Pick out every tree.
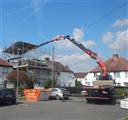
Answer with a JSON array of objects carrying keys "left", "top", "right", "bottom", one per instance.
[
  {"left": 45, "top": 80, "right": 56, "bottom": 88},
  {"left": 7, "top": 70, "right": 35, "bottom": 89},
  {"left": 75, "top": 80, "right": 82, "bottom": 93},
  {"left": 75, "top": 80, "right": 82, "bottom": 87}
]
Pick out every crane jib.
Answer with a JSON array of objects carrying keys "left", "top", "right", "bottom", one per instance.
[
  {"left": 36, "top": 35, "right": 108, "bottom": 78},
  {"left": 38, "top": 40, "right": 55, "bottom": 48}
]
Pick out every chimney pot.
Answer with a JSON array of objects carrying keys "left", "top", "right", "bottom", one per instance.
[
  {"left": 113, "top": 54, "right": 119, "bottom": 58},
  {"left": 113, "top": 54, "right": 119, "bottom": 61}
]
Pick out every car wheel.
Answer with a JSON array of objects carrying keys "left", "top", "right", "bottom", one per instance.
[{"left": 56, "top": 95, "right": 60, "bottom": 100}]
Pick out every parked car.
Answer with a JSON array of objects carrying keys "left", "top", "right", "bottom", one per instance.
[
  {"left": 0, "top": 88, "right": 16, "bottom": 105},
  {"left": 49, "top": 88, "right": 70, "bottom": 100}
]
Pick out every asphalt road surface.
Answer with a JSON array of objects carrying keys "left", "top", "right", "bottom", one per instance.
[{"left": 0, "top": 97, "right": 127, "bottom": 120}]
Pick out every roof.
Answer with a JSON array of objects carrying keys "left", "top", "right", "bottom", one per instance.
[
  {"left": 23, "top": 58, "right": 73, "bottom": 73},
  {"left": 3, "top": 41, "right": 37, "bottom": 55},
  {"left": 0, "top": 58, "right": 12, "bottom": 67},
  {"left": 74, "top": 72, "right": 88, "bottom": 78},
  {"left": 47, "top": 61, "right": 73, "bottom": 72},
  {"left": 91, "top": 54, "right": 128, "bottom": 73}
]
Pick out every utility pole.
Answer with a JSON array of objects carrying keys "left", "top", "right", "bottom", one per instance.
[
  {"left": 16, "top": 49, "right": 20, "bottom": 98},
  {"left": 16, "top": 63, "right": 19, "bottom": 98},
  {"left": 52, "top": 46, "right": 54, "bottom": 89}
]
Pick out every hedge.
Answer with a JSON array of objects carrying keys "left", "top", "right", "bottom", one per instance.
[
  {"left": 115, "top": 86, "right": 128, "bottom": 98},
  {"left": 65, "top": 86, "right": 128, "bottom": 98}
]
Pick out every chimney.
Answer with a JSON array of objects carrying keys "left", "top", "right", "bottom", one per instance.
[
  {"left": 113, "top": 54, "right": 119, "bottom": 61},
  {"left": 44, "top": 57, "right": 50, "bottom": 61}
]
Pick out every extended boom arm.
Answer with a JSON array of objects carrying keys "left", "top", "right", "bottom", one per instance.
[{"left": 38, "top": 35, "right": 108, "bottom": 78}]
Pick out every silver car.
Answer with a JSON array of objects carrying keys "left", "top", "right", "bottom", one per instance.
[{"left": 50, "top": 88, "right": 70, "bottom": 100}]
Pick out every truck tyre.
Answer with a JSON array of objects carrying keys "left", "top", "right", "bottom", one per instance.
[
  {"left": 110, "top": 97, "right": 116, "bottom": 105},
  {"left": 86, "top": 99, "right": 92, "bottom": 103}
]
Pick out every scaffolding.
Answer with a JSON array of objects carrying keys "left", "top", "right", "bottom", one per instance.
[{"left": 2, "top": 41, "right": 52, "bottom": 94}]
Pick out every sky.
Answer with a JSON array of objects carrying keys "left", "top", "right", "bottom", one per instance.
[{"left": 0, "top": 0, "right": 128, "bottom": 72}]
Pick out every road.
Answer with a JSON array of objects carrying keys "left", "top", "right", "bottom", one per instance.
[{"left": 0, "top": 97, "right": 127, "bottom": 120}]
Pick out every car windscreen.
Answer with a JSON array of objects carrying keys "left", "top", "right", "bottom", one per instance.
[{"left": 60, "top": 88, "right": 68, "bottom": 92}]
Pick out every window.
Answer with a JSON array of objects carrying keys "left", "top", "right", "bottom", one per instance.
[
  {"left": 125, "top": 72, "right": 128, "bottom": 78},
  {"left": 52, "top": 89, "right": 58, "bottom": 92},
  {"left": 86, "top": 82, "right": 90, "bottom": 86},
  {"left": 94, "top": 73, "right": 97, "bottom": 77},
  {"left": 68, "top": 82, "right": 71, "bottom": 87},
  {"left": 124, "top": 82, "right": 128, "bottom": 86},
  {"left": 114, "top": 72, "right": 120, "bottom": 78},
  {"left": 117, "top": 83, "right": 121, "bottom": 86}
]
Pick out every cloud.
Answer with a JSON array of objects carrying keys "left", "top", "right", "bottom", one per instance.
[
  {"left": 73, "top": 28, "right": 84, "bottom": 41},
  {"left": 102, "top": 32, "right": 113, "bottom": 44},
  {"left": 55, "top": 53, "right": 94, "bottom": 72},
  {"left": 102, "top": 29, "right": 128, "bottom": 51},
  {"left": 56, "top": 53, "right": 89, "bottom": 63},
  {"left": 109, "top": 30, "right": 128, "bottom": 50},
  {"left": 55, "top": 28, "right": 95, "bottom": 50},
  {"left": 112, "top": 19, "right": 128, "bottom": 28},
  {"left": 82, "top": 40, "right": 96, "bottom": 48},
  {"left": 39, "top": 52, "right": 95, "bottom": 72},
  {"left": 102, "top": 19, "right": 128, "bottom": 52},
  {"left": 31, "top": 0, "right": 47, "bottom": 12},
  {"left": 0, "top": 48, "right": 3, "bottom": 52}
]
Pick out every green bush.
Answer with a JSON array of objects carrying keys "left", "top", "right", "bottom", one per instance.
[{"left": 115, "top": 87, "right": 128, "bottom": 98}]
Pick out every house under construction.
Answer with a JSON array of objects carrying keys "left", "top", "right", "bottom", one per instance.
[{"left": 3, "top": 41, "right": 76, "bottom": 87}]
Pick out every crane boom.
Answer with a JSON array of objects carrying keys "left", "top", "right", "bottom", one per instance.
[
  {"left": 37, "top": 35, "right": 108, "bottom": 79},
  {"left": 64, "top": 35, "right": 108, "bottom": 78}
]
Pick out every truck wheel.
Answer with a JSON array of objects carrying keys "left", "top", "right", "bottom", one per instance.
[
  {"left": 110, "top": 98, "right": 116, "bottom": 105},
  {"left": 86, "top": 99, "right": 92, "bottom": 103}
]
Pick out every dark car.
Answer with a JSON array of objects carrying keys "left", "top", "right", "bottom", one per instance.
[{"left": 0, "top": 88, "right": 16, "bottom": 105}]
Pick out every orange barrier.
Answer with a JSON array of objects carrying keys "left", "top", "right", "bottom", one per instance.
[{"left": 24, "top": 89, "right": 40, "bottom": 102}]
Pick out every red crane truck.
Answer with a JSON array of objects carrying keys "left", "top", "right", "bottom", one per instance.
[{"left": 37, "top": 35, "right": 116, "bottom": 104}]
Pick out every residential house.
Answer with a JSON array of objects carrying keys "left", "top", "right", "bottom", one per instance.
[
  {"left": 4, "top": 41, "right": 76, "bottom": 87},
  {"left": 40, "top": 58, "right": 76, "bottom": 87},
  {"left": 0, "top": 58, "right": 13, "bottom": 87},
  {"left": 8, "top": 57, "right": 76, "bottom": 87},
  {"left": 0, "top": 58, "right": 12, "bottom": 78},
  {"left": 85, "top": 54, "right": 128, "bottom": 86}
]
